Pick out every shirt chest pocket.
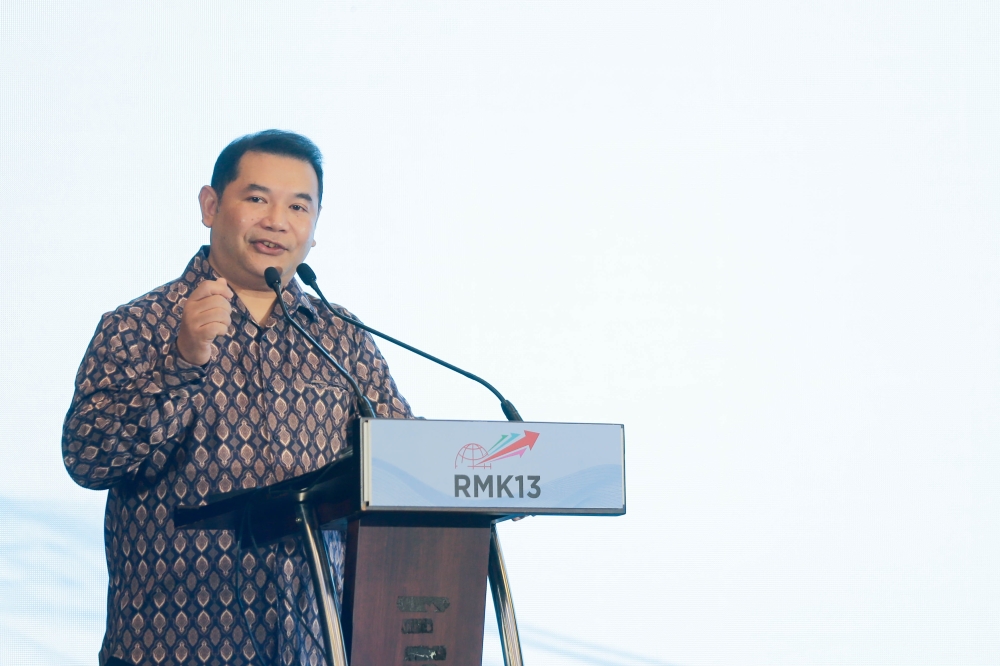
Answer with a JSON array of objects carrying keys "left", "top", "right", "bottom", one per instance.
[
  {"left": 265, "top": 377, "right": 354, "bottom": 472},
  {"left": 289, "top": 378, "right": 355, "bottom": 426}
]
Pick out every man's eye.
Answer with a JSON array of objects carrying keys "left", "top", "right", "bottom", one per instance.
[
  {"left": 248, "top": 196, "right": 264, "bottom": 203},
  {"left": 291, "top": 204, "right": 307, "bottom": 212}
]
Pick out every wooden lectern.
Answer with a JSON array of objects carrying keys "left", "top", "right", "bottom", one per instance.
[{"left": 175, "top": 419, "right": 625, "bottom": 665}]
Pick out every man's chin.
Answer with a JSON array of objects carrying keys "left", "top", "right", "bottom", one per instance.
[{"left": 246, "top": 256, "right": 288, "bottom": 276}]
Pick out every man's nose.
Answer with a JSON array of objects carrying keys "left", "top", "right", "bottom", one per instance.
[{"left": 261, "top": 203, "right": 289, "bottom": 231}]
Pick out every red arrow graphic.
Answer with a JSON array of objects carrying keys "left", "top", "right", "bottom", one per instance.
[{"left": 478, "top": 431, "right": 539, "bottom": 465}]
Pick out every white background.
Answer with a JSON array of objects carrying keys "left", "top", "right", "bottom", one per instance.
[{"left": 1, "top": 1, "right": 999, "bottom": 664}]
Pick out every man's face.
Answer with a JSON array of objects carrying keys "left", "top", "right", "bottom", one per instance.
[{"left": 199, "top": 151, "right": 320, "bottom": 290}]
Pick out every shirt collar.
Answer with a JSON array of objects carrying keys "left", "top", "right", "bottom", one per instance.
[
  {"left": 181, "top": 246, "right": 319, "bottom": 322},
  {"left": 280, "top": 272, "right": 320, "bottom": 321}
]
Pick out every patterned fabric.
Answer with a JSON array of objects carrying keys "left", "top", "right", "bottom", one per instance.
[{"left": 62, "top": 247, "right": 412, "bottom": 666}]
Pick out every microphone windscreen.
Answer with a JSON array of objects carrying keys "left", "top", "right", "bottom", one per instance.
[
  {"left": 296, "top": 263, "right": 317, "bottom": 285},
  {"left": 264, "top": 267, "right": 282, "bottom": 290}
]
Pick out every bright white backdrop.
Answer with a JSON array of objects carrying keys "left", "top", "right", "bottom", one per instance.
[{"left": 1, "top": 1, "right": 999, "bottom": 664}]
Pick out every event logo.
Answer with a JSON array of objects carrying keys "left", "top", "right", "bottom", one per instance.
[
  {"left": 454, "top": 431, "right": 539, "bottom": 469},
  {"left": 453, "top": 431, "right": 541, "bottom": 499}
]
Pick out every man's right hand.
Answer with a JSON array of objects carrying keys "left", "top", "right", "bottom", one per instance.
[{"left": 176, "top": 278, "right": 234, "bottom": 366}]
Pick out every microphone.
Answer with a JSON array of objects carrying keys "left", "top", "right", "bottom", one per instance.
[
  {"left": 264, "top": 267, "right": 376, "bottom": 419},
  {"left": 295, "top": 263, "right": 523, "bottom": 422}
]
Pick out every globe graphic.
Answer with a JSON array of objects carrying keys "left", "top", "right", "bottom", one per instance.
[{"left": 455, "top": 443, "right": 491, "bottom": 469}]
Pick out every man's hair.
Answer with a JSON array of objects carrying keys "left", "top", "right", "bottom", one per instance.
[{"left": 211, "top": 129, "right": 324, "bottom": 204}]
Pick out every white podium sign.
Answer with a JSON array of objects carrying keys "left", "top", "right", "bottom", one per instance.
[{"left": 360, "top": 419, "right": 625, "bottom": 515}]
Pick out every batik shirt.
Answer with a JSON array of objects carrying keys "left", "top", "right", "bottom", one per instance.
[{"left": 62, "top": 247, "right": 412, "bottom": 666}]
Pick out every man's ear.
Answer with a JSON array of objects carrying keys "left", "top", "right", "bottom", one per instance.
[{"left": 199, "top": 185, "right": 220, "bottom": 228}]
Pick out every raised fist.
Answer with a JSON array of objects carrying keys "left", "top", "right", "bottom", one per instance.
[{"left": 176, "top": 278, "right": 234, "bottom": 366}]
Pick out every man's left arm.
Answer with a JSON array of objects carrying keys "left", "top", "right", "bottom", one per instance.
[{"left": 352, "top": 331, "right": 413, "bottom": 419}]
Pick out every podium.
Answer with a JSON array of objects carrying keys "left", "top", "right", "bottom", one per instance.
[{"left": 175, "top": 419, "right": 625, "bottom": 665}]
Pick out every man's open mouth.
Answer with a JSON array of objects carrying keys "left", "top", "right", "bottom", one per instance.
[{"left": 252, "top": 239, "right": 285, "bottom": 251}]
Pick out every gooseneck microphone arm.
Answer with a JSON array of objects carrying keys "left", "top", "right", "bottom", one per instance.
[
  {"left": 295, "top": 263, "right": 524, "bottom": 423},
  {"left": 264, "top": 267, "right": 376, "bottom": 419}
]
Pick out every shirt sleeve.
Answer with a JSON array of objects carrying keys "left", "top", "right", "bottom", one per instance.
[
  {"left": 357, "top": 333, "right": 414, "bottom": 418},
  {"left": 339, "top": 313, "right": 414, "bottom": 419},
  {"left": 61, "top": 307, "right": 206, "bottom": 490}
]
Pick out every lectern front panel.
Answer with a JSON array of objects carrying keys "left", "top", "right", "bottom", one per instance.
[
  {"left": 343, "top": 514, "right": 492, "bottom": 665},
  {"left": 361, "top": 418, "right": 626, "bottom": 515}
]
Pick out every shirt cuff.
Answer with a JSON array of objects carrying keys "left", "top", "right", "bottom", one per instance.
[{"left": 161, "top": 351, "right": 208, "bottom": 388}]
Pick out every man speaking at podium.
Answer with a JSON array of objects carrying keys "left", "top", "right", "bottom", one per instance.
[{"left": 62, "top": 130, "right": 412, "bottom": 666}]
